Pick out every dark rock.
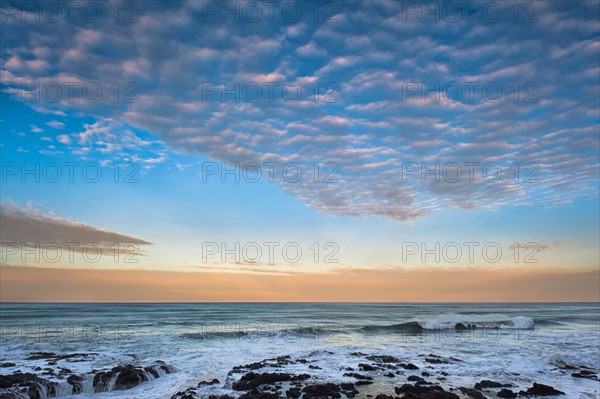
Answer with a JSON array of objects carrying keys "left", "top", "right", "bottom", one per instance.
[
  {"left": 302, "top": 383, "right": 341, "bottom": 398},
  {"left": 375, "top": 395, "right": 395, "bottom": 399},
  {"left": 366, "top": 355, "right": 399, "bottom": 363},
  {"left": 340, "top": 382, "right": 359, "bottom": 398},
  {"left": 238, "top": 389, "right": 279, "bottom": 399},
  {"left": 519, "top": 383, "right": 565, "bottom": 396},
  {"left": 308, "top": 365, "right": 322, "bottom": 370},
  {"left": 340, "top": 382, "right": 355, "bottom": 390},
  {"left": 67, "top": 374, "right": 83, "bottom": 394},
  {"left": 497, "top": 389, "right": 517, "bottom": 398},
  {"left": 355, "top": 380, "right": 373, "bottom": 386},
  {"left": 395, "top": 383, "right": 444, "bottom": 395},
  {"left": 26, "top": 352, "right": 95, "bottom": 362},
  {"left": 408, "top": 375, "right": 425, "bottom": 383},
  {"left": 144, "top": 366, "right": 160, "bottom": 379},
  {"left": 359, "top": 363, "right": 377, "bottom": 371},
  {"left": 197, "top": 378, "right": 220, "bottom": 386},
  {"left": 0, "top": 372, "right": 58, "bottom": 398},
  {"left": 459, "top": 387, "right": 486, "bottom": 399},
  {"left": 425, "top": 358, "right": 448, "bottom": 364},
  {"left": 233, "top": 372, "right": 309, "bottom": 391},
  {"left": 117, "top": 365, "right": 148, "bottom": 390},
  {"left": 25, "top": 352, "right": 56, "bottom": 360},
  {"left": 0, "top": 364, "right": 15, "bottom": 368},
  {"left": 400, "top": 363, "right": 419, "bottom": 370},
  {"left": 286, "top": 387, "right": 301, "bottom": 398},
  {"left": 93, "top": 362, "right": 172, "bottom": 392},
  {"left": 384, "top": 372, "right": 395, "bottom": 377},
  {"left": 343, "top": 372, "right": 373, "bottom": 380},
  {"left": 572, "top": 370, "right": 598, "bottom": 380},
  {"left": 474, "top": 380, "right": 511, "bottom": 390}
]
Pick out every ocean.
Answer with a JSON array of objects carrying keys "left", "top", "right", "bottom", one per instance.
[{"left": 0, "top": 302, "right": 598, "bottom": 398}]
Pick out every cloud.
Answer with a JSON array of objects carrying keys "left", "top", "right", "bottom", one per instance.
[
  {"left": 0, "top": 205, "right": 152, "bottom": 258},
  {"left": 29, "top": 124, "right": 43, "bottom": 133},
  {"left": 46, "top": 120, "right": 65, "bottom": 129},
  {"left": 2, "top": 0, "right": 599, "bottom": 221}
]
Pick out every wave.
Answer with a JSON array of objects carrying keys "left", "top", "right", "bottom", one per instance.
[
  {"left": 414, "top": 313, "right": 535, "bottom": 330},
  {"left": 179, "top": 314, "right": 536, "bottom": 341}
]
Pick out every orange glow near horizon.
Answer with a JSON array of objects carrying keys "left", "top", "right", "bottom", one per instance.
[{"left": 1, "top": 265, "right": 598, "bottom": 302}]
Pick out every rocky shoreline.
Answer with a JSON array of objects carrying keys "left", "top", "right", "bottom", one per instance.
[
  {"left": 0, "top": 352, "right": 174, "bottom": 399},
  {"left": 1, "top": 350, "right": 597, "bottom": 399},
  {"left": 169, "top": 352, "right": 595, "bottom": 399}
]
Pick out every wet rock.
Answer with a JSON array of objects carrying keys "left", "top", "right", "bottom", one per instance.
[
  {"left": 400, "top": 363, "right": 419, "bottom": 370},
  {"left": 286, "top": 387, "right": 301, "bottom": 398},
  {"left": 340, "top": 382, "right": 359, "bottom": 398},
  {"left": 25, "top": 352, "right": 56, "bottom": 360},
  {"left": 0, "top": 364, "right": 15, "bottom": 369},
  {"left": 340, "top": 382, "right": 355, "bottom": 390},
  {"left": 67, "top": 374, "right": 83, "bottom": 394},
  {"left": 0, "top": 373, "right": 57, "bottom": 398},
  {"left": 26, "top": 352, "right": 95, "bottom": 362},
  {"left": 238, "top": 389, "right": 280, "bottom": 399},
  {"left": 518, "top": 383, "right": 565, "bottom": 396},
  {"left": 114, "top": 365, "right": 148, "bottom": 390},
  {"left": 395, "top": 383, "right": 461, "bottom": 398},
  {"left": 424, "top": 358, "right": 449, "bottom": 364},
  {"left": 343, "top": 372, "right": 373, "bottom": 380},
  {"left": 232, "top": 372, "right": 309, "bottom": 391},
  {"left": 571, "top": 370, "right": 598, "bottom": 381},
  {"left": 396, "top": 383, "right": 444, "bottom": 395},
  {"left": 366, "top": 355, "right": 399, "bottom": 363},
  {"left": 497, "top": 389, "right": 517, "bottom": 398},
  {"left": 302, "top": 383, "right": 341, "bottom": 398},
  {"left": 384, "top": 372, "right": 395, "bottom": 377},
  {"left": 93, "top": 362, "right": 173, "bottom": 392},
  {"left": 474, "top": 380, "right": 511, "bottom": 390},
  {"left": 308, "top": 365, "right": 322, "bottom": 370},
  {"left": 459, "top": 387, "right": 486, "bottom": 399},
  {"left": 359, "top": 363, "right": 377, "bottom": 371},
  {"left": 375, "top": 395, "right": 395, "bottom": 399},
  {"left": 197, "top": 378, "right": 220, "bottom": 386},
  {"left": 170, "top": 391, "right": 195, "bottom": 399}
]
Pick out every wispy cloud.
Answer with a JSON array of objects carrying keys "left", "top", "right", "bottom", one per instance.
[{"left": 0, "top": 205, "right": 152, "bottom": 257}]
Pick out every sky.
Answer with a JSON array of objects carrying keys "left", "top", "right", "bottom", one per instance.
[{"left": 0, "top": 0, "right": 599, "bottom": 301}]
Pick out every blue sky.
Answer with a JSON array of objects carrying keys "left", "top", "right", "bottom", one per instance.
[{"left": 1, "top": 0, "right": 599, "bottom": 276}]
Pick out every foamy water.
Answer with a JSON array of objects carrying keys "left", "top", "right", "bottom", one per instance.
[{"left": 1, "top": 303, "right": 598, "bottom": 398}]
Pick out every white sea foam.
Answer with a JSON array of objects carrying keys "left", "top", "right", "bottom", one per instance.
[{"left": 415, "top": 313, "right": 535, "bottom": 330}]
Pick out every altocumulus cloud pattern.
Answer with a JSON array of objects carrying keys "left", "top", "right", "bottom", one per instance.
[{"left": 2, "top": 0, "right": 599, "bottom": 220}]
